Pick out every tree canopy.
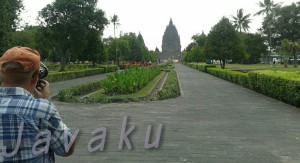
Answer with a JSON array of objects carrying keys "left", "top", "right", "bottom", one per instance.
[
  {"left": 0, "top": 0, "right": 23, "bottom": 54},
  {"left": 205, "top": 17, "right": 246, "bottom": 69},
  {"left": 231, "top": 9, "right": 251, "bottom": 33},
  {"left": 39, "top": 0, "right": 108, "bottom": 70}
]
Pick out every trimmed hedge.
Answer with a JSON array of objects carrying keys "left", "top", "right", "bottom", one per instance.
[
  {"left": 58, "top": 80, "right": 102, "bottom": 102},
  {"left": 98, "top": 65, "right": 119, "bottom": 73},
  {"left": 183, "top": 60, "right": 300, "bottom": 107},
  {"left": 249, "top": 71, "right": 300, "bottom": 107},
  {"left": 205, "top": 68, "right": 300, "bottom": 107},
  {"left": 47, "top": 64, "right": 118, "bottom": 72},
  {"left": 46, "top": 68, "right": 105, "bottom": 83},
  {"left": 207, "top": 68, "right": 249, "bottom": 88},
  {"left": 184, "top": 63, "right": 216, "bottom": 72}
]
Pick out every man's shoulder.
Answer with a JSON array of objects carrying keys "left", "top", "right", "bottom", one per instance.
[{"left": 0, "top": 89, "right": 57, "bottom": 120}]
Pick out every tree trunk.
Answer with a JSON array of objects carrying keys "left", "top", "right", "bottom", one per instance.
[
  {"left": 284, "top": 60, "right": 288, "bottom": 68},
  {"left": 60, "top": 50, "right": 68, "bottom": 71},
  {"left": 220, "top": 59, "right": 225, "bottom": 69},
  {"left": 60, "top": 55, "right": 66, "bottom": 71},
  {"left": 293, "top": 47, "right": 297, "bottom": 68}
]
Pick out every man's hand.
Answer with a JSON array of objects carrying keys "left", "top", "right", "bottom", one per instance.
[{"left": 33, "top": 79, "right": 50, "bottom": 99}]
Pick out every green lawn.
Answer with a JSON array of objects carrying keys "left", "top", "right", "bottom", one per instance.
[{"left": 215, "top": 64, "right": 300, "bottom": 72}]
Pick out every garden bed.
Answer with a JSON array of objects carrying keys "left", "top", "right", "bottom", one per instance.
[{"left": 57, "top": 65, "right": 181, "bottom": 103}]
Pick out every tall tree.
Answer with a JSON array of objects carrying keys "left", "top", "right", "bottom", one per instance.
[
  {"left": 281, "top": 39, "right": 300, "bottom": 68},
  {"left": 0, "top": 0, "right": 23, "bottom": 54},
  {"left": 39, "top": 0, "right": 108, "bottom": 71},
  {"left": 241, "top": 33, "right": 268, "bottom": 64},
  {"left": 231, "top": 9, "right": 252, "bottom": 33},
  {"left": 110, "top": 14, "right": 120, "bottom": 38},
  {"left": 255, "top": 0, "right": 281, "bottom": 53},
  {"left": 273, "top": 2, "right": 300, "bottom": 46},
  {"left": 82, "top": 29, "right": 105, "bottom": 66},
  {"left": 205, "top": 17, "right": 246, "bottom": 69},
  {"left": 137, "top": 32, "right": 145, "bottom": 47},
  {"left": 192, "top": 31, "right": 207, "bottom": 47}
]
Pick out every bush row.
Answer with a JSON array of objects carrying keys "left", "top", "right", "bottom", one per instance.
[
  {"left": 207, "top": 68, "right": 249, "bottom": 88},
  {"left": 57, "top": 80, "right": 103, "bottom": 102},
  {"left": 98, "top": 65, "right": 119, "bottom": 73},
  {"left": 46, "top": 64, "right": 93, "bottom": 72},
  {"left": 184, "top": 63, "right": 300, "bottom": 107},
  {"left": 248, "top": 71, "right": 300, "bottom": 107},
  {"left": 46, "top": 68, "right": 105, "bottom": 83},
  {"left": 183, "top": 63, "right": 216, "bottom": 72},
  {"left": 46, "top": 64, "right": 118, "bottom": 72},
  {"left": 157, "top": 70, "right": 181, "bottom": 100}
]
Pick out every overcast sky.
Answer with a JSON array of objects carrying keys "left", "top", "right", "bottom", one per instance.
[{"left": 21, "top": 0, "right": 297, "bottom": 51}]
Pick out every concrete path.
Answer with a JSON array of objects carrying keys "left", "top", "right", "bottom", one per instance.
[{"left": 55, "top": 64, "right": 300, "bottom": 163}]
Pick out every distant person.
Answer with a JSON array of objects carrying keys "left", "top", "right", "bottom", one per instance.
[{"left": 0, "top": 47, "right": 76, "bottom": 162}]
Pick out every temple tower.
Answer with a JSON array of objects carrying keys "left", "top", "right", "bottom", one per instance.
[{"left": 161, "top": 19, "right": 181, "bottom": 61}]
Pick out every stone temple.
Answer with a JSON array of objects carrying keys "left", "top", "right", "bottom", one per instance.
[{"left": 161, "top": 19, "right": 181, "bottom": 61}]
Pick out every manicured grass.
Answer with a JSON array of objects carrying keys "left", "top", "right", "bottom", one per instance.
[{"left": 215, "top": 63, "right": 300, "bottom": 72}]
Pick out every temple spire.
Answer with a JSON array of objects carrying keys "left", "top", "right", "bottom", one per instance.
[{"left": 161, "top": 18, "right": 181, "bottom": 61}]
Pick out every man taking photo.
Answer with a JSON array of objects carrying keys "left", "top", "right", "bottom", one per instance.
[{"left": 0, "top": 47, "right": 75, "bottom": 162}]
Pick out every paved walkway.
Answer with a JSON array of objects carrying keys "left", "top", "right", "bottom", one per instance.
[{"left": 54, "top": 64, "right": 300, "bottom": 163}]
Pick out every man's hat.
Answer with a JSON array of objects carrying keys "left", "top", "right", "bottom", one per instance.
[{"left": 0, "top": 47, "right": 41, "bottom": 73}]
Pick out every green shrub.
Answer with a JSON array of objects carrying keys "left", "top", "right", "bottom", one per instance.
[
  {"left": 184, "top": 63, "right": 216, "bottom": 72},
  {"left": 98, "top": 65, "right": 119, "bottom": 73},
  {"left": 157, "top": 70, "right": 181, "bottom": 100},
  {"left": 207, "top": 68, "right": 249, "bottom": 87},
  {"left": 46, "top": 64, "right": 92, "bottom": 72},
  {"left": 58, "top": 80, "right": 102, "bottom": 102},
  {"left": 197, "top": 64, "right": 216, "bottom": 72},
  {"left": 46, "top": 68, "right": 105, "bottom": 83},
  {"left": 249, "top": 70, "right": 300, "bottom": 107},
  {"left": 46, "top": 64, "right": 60, "bottom": 72}
]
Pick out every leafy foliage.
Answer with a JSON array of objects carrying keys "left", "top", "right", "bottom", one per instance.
[
  {"left": 205, "top": 17, "right": 246, "bottom": 68},
  {"left": 255, "top": 0, "right": 282, "bottom": 51},
  {"left": 249, "top": 70, "right": 300, "bottom": 107},
  {"left": 46, "top": 68, "right": 105, "bottom": 83},
  {"left": 58, "top": 80, "right": 103, "bottom": 102},
  {"left": 182, "top": 32, "right": 207, "bottom": 63},
  {"left": 157, "top": 70, "right": 180, "bottom": 100},
  {"left": 231, "top": 9, "right": 252, "bottom": 33},
  {"left": 39, "top": 0, "right": 108, "bottom": 71},
  {"left": 102, "top": 67, "right": 161, "bottom": 95},
  {"left": 273, "top": 2, "right": 300, "bottom": 46},
  {"left": 0, "top": 0, "right": 23, "bottom": 53},
  {"left": 240, "top": 33, "right": 268, "bottom": 64}
]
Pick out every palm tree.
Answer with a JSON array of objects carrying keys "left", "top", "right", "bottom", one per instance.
[
  {"left": 231, "top": 9, "right": 252, "bottom": 33},
  {"left": 110, "top": 14, "right": 120, "bottom": 38},
  {"left": 255, "top": 0, "right": 281, "bottom": 53}
]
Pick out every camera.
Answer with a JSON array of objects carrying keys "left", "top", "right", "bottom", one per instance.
[{"left": 36, "top": 62, "right": 49, "bottom": 91}]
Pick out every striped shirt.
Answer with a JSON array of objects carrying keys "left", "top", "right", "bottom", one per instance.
[{"left": 0, "top": 87, "right": 73, "bottom": 162}]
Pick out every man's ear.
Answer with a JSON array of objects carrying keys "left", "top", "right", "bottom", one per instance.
[{"left": 31, "top": 70, "right": 39, "bottom": 85}]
